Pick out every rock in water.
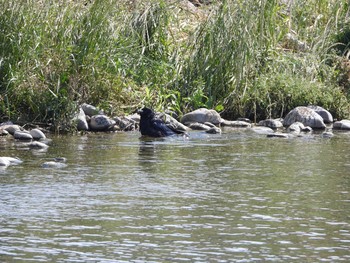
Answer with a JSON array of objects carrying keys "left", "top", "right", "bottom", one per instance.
[
  {"left": 181, "top": 108, "right": 222, "bottom": 125},
  {"left": 89, "top": 115, "right": 116, "bottom": 131},
  {"left": 30, "top": 128, "right": 46, "bottom": 140},
  {"left": 283, "top": 106, "right": 326, "bottom": 129},
  {"left": 14, "top": 130, "right": 33, "bottom": 140}
]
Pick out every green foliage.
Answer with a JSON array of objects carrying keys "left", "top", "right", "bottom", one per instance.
[{"left": 0, "top": 0, "right": 349, "bottom": 131}]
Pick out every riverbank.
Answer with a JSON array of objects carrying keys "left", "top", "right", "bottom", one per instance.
[{"left": 1, "top": 0, "right": 349, "bottom": 132}]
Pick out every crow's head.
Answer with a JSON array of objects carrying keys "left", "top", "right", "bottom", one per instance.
[{"left": 138, "top": 107, "right": 155, "bottom": 119}]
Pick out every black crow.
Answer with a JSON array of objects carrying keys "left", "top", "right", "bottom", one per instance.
[{"left": 138, "top": 107, "right": 179, "bottom": 137}]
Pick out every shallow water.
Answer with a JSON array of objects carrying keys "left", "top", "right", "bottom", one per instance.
[{"left": 1, "top": 129, "right": 350, "bottom": 262}]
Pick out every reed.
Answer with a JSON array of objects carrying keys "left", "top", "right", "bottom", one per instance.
[{"left": 0, "top": 0, "right": 349, "bottom": 131}]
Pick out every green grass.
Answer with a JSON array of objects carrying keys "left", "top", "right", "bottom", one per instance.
[{"left": 0, "top": 0, "right": 349, "bottom": 131}]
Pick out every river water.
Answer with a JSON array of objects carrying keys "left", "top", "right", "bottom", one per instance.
[{"left": 1, "top": 128, "right": 350, "bottom": 262}]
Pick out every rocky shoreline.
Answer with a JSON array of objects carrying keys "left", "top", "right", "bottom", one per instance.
[{"left": 1, "top": 104, "right": 350, "bottom": 169}]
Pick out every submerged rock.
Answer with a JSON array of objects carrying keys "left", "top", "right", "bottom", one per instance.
[
  {"left": 42, "top": 157, "right": 67, "bottom": 169},
  {"left": 249, "top": 126, "right": 274, "bottom": 135},
  {"left": 0, "top": 157, "right": 23, "bottom": 167},
  {"left": 258, "top": 119, "right": 283, "bottom": 129},
  {"left": 187, "top": 122, "right": 212, "bottom": 131},
  {"left": 205, "top": 126, "right": 222, "bottom": 134},
  {"left": 287, "top": 122, "right": 311, "bottom": 133},
  {"left": 267, "top": 133, "right": 290, "bottom": 138},
  {"left": 28, "top": 141, "right": 49, "bottom": 149},
  {"left": 221, "top": 120, "right": 251, "bottom": 128}
]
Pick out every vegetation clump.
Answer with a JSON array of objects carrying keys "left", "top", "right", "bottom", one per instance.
[{"left": 0, "top": 0, "right": 349, "bottom": 131}]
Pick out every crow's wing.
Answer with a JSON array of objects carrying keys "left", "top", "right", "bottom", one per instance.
[{"left": 151, "top": 118, "right": 176, "bottom": 136}]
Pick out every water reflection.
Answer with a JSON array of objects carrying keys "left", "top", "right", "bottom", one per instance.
[{"left": 0, "top": 131, "right": 350, "bottom": 262}]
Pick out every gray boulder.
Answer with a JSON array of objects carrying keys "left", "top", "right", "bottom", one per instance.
[
  {"left": 333, "top": 120, "right": 350, "bottom": 130},
  {"left": 30, "top": 128, "right": 46, "bottom": 140},
  {"left": 114, "top": 116, "right": 137, "bottom": 131},
  {"left": 307, "top": 105, "right": 333, "bottom": 123},
  {"left": 89, "top": 115, "right": 116, "bottom": 131},
  {"left": 283, "top": 106, "right": 326, "bottom": 129},
  {"left": 1, "top": 124, "right": 22, "bottom": 135},
  {"left": 75, "top": 107, "right": 89, "bottom": 131},
  {"left": 162, "top": 113, "right": 190, "bottom": 133},
  {"left": 14, "top": 130, "right": 33, "bottom": 140},
  {"left": 81, "top": 103, "right": 103, "bottom": 117},
  {"left": 181, "top": 108, "right": 222, "bottom": 125}
]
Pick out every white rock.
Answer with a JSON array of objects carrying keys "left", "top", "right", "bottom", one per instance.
[
  {"left": 0, "top": 157, "right": 22, "bottom": 167},
  {"left": 30, "top": 128, "right": 46, "bottom": 140}
]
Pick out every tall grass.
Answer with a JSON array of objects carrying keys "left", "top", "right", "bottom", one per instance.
[
  {"left": 0, "top": 0, "right": 349, "bottom": 131},
  {"left": 179, "top": 0, "right": 350, "bottom": 120}
]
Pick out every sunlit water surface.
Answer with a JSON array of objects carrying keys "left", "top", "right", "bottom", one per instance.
[{"left": 1, "top": 129, "right": 350, "bottom": 262}]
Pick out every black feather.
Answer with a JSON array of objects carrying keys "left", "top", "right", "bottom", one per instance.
[{"left": 138, "top": 107, "right": 177, "bottom": 137}]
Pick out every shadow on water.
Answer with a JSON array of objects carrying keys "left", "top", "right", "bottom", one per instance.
[{"left": 0, "top": 130, "right": 350, "bottom": 262}]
